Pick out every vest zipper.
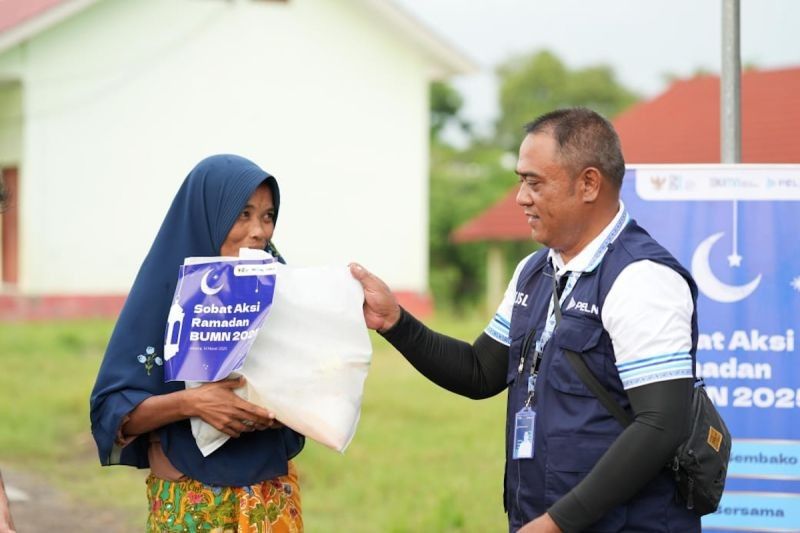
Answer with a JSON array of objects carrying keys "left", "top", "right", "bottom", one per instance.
[
  {"left": 518, "top": 328, "right": 537, "bottom": 373},
  {"left": 515, "top": 456, "right": 522, "bottom": 518},
  {"left": 515, "top": 327, "right": 537, "bottom": 517}
]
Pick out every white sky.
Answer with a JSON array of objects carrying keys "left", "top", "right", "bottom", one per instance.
[{"left": 393, "top": 0, "right": 800, "bottom": 133}]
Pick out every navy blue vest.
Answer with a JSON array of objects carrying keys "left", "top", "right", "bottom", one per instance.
[{"left": 504, "top": 221, "right": 701, "bottom": 532}]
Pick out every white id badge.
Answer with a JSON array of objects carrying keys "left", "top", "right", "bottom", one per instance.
[{"left": 512, "top": 407, "right": 536, "bottom": 459}]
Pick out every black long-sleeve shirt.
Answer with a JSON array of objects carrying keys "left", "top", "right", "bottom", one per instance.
[{"left": 381, "top": 308, "right": 691, "bottom": 532}]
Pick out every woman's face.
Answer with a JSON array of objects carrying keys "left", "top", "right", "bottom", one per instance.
[{"left": 220, "top": 183, "right": 275, "bottom": 256}]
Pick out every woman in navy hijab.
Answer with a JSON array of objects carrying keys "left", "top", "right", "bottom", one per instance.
[{"left": 90, "top": 155, "right": 305, "bottom": 531}]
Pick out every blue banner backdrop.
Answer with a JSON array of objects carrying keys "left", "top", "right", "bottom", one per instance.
[{"left": 622, "top": 165, "right": 800, "bottom": 532}]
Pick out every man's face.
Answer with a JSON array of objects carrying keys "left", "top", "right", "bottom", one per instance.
[{"left": 515, "top": 132, "right": 583, "bottom": 252}]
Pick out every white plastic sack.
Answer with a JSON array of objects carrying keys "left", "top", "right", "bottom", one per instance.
[{"left": 190, "top": 263, "right": 372, "bottom": 456}]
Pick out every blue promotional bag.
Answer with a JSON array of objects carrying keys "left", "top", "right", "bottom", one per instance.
[{"left": 163, "top": 251, "right": 277, "bottom": 382}]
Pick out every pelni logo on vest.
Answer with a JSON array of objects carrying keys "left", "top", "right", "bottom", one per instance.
[{"left": 566, "top": 296, "right": 599, "bottom": 315}]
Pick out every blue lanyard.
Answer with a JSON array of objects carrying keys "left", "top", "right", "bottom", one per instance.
[{"left": 525, "top": 210, "right": 630, "bottom": 400}]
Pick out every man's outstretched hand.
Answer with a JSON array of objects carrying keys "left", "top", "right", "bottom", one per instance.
[{"left": 349, "top": 263, "right": 402, "bottom": 333}]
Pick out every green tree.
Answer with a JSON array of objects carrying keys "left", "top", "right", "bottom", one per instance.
[
  {"left": 428, "top": 139, "right": 534, "bottom": 311},
  {"left": 429, "top": 81, "right": 474, "bottom": 143},
  {"left": 495, "top": 50, "right": 638, "bottom": 149},
  {"left": 661, "top": 67, "right": 714, "bottom": 86},
  {"left": 428, "top": 52, "right": 638, "bottom": 310}
]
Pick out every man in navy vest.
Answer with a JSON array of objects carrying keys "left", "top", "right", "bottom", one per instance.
[{"left": 351, "top": 107, "right": 700, "bottom": 532}]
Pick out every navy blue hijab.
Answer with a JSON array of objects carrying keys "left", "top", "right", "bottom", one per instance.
[{"left": 90, "top": 154, "right": 304, "bottom": 486}]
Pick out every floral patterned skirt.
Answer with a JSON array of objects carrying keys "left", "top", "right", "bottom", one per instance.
[{"left": 146, "top": 462, "right": 302, "bottom": 532}]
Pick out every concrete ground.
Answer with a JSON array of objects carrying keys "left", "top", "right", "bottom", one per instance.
[{"left": 4, "top": 468, "right": 138, "bottom": 533}]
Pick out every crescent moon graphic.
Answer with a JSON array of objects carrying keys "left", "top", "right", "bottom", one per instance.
[
  {"left": 200, "top": 269, "right": 224, "bottom": 296},
  {"left": 691, "top": 232, "right": 761, "bottom": 303}
]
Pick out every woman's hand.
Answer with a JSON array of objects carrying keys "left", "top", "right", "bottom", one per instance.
[{"left": 183, "top": 377, "right": 278, "bottom": 438}]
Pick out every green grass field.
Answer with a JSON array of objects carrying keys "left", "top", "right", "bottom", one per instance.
[{"left": 0, "top": 315, "right": 508, "bottom": 532}]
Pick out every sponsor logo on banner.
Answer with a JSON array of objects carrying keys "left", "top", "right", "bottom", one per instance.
[{"left": 635, "top": 165, "right": 800, "bottom": 201}]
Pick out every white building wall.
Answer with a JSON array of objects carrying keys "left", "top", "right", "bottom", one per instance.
[
  {"left": 0, "top": 82, "right": 22, "bottom": 166},
  {"left": 0, "top": 0, "right": 431, "bottom": 295}
]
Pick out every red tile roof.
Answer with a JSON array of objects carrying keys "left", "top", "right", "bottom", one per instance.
[
  {"left": 451, "top": 187, "right": 531, "bottom": 243},
  {"left": 452, "top": 67, "right": 800, "bottom": 243},
  {"left": 0, "top": 0, "right": 67, "bottom": 34},
  {"left": 616, "top": 67, "right": 800, "bottom": 164}
]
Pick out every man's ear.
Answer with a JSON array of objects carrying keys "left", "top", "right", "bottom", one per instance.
[{"left": 579, "top": 167, "right": 602, "bottom": 202}]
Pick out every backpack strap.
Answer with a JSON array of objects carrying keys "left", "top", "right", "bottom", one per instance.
[{"left": 551, "top": 272, "right": 633, "bottom": 428}]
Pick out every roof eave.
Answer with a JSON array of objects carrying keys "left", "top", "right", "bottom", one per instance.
[
  {"left": 0, "top": 0, "right": 101, "bottom": 55},
  {"left": 358, "top": 0, "right": 479, "bottom": 79}
]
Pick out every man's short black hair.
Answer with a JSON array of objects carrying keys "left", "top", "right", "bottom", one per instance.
[{"left": 524, "top": 107, "right": 626, "bottom": 188}]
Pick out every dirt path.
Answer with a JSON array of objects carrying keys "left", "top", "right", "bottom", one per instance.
[{"left": 5, "top": 467, "right": 139, "bottom": 533}]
